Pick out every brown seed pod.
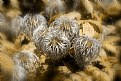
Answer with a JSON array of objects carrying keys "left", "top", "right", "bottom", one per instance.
[
  {"left": 41, "top": 28, "right": 71, "bottom": 60},
  {"left": 73, "top": 36, "right": 101, "bottom": 70},
  {"left": 49, "top": 17, "right": 80, "bottom": 41},
  {"left": 77, "top": 20, "right": 103, "bottom": 42},
  {"left": 12, "top": 50, "right": 39, "bottom": 73}
]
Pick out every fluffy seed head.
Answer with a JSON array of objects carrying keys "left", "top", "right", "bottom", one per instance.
[
  {"left": 73, "top": 36, "right": 101, "bottom": 69},
  {"left": 41, "top": 28, "right": 71, "bottom": 60},
  {"left": 32, "top": 25, "right": 48, "bottom": 51},
  {"left": 13, "top": 50, "right": 39, "bottom": 73},
  {"left": 22, "top": 14, "right": 47, "bottom": 38},
  {"left": 49, "top": 17, "right": 80, "bottom": 41}
]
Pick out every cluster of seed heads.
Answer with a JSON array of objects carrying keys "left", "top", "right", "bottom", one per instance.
[
  {"left": 32, "top": 15, "right": 101, "bottom": 68},
  {"left": 33, "top": 16, "right": 80, "bottom": 60},
  {"left": 1, "top": 8, "right": 102, "bottom": 71},
  {"left": 10, "top": 12, "right": 101, "bottom": 69},
  {"left": 0, "top": 0, "right": 101, "bottom": 71}
]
